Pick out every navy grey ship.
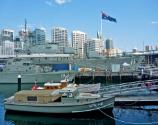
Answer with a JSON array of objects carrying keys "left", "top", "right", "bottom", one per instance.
[
  {"left": 0, "top": 43, "right": 144, "bottom": 84},
  {"left": 0, "top": 54, "right": 76, "bottom": 84},
  {"left": 0, "top": 43, "right": 78, "bottom": 84}
]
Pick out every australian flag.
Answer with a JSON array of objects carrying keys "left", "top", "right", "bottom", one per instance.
[{"left": 102, "top": 12, "right": 117, "bottom": 23}]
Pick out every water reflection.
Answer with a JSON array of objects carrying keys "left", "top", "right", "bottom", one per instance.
[
  {"left": 5, "top": 112, "right": 115, "bottom": 125},
  {"left": 113, "top": 107, "right": 158, "bottom": 125}
]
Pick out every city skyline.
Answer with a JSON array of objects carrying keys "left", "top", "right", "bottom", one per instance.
[{"left": 0, "top": 0, "right": 158, "bottom": 51}]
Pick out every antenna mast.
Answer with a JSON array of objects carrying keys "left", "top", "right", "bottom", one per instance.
[{"left": 24, "top": 19, "right": 27, "bottom": 42}]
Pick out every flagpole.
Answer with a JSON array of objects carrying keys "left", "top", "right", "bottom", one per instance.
[
  {"left": 100, "top": 17, "right": 103, "bottom": 38},
  {"left": 100, "top": 14, "right": 104, "bottom": 56}
]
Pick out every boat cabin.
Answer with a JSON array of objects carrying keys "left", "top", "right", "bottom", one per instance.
[
  {"left": 44, "top": 80, "right": 68, "bottom": 90},
  {"left": 14, "top": 90, "right": 62, "bottom": 104},
  {"left": 14, "top": 86, "right": 78, "bottom": 104},
  {"left": 59, "top": 87, "right": 78, "bottom": 98}
]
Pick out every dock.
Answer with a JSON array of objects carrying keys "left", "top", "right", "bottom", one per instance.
[
  {"left": 75, "top": 67, "right": 158, "bottom": 84},
  {"left": 99, "top": 79, "right": 158, "bottom": 106},
  {"left": 75, "top": 71, "right": 140, "bottom": 83},
  {"left": 115, "top": 94, "right": 158, "bottom": 106}
]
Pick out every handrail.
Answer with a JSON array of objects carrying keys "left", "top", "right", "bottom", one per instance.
[{"left": 99, "top": 79, "right": 158, "bottom": 96}]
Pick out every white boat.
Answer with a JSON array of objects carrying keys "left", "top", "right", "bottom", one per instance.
[{"left": 4, "top": 86, "right": 114, "bottom": 115}]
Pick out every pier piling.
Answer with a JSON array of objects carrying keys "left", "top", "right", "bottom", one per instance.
[{"left": 17, "top": 75, "right": 21, "bottom": 91}]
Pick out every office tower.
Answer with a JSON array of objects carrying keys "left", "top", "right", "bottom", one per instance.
[
  {"left": 87, "top": 38, "right": 103, "bottom": 55},
  {"left": 32, "top": 28, "right": 46, "bottom": 45},
  {"left": 72, "top": 31, "right": 87, "bottom": 58},
  {"left": 14, "top": 36, "right": 21, "bottom": 50},
  {"left": 51, "top": 27, "right": 68, "bottom": 53},
  {"left": 0, "top": 46, "right": 2, "bottom": 55},
  {"left": 105, "top": 39, "right": 114, "bottom": 57},
  {"left": 105, "top": 39, "right": 113, "bottom": 49},
  {"left": 2, "top": 40, "right": 14, "bottom": 55},
  {"left": 145, "top": 45, "right": 150, "bottom": 52},
  {"left": 0, "top": 29, "right": 14, "bottom": 44},
  {"left": 19, "top": 28, "right": 28, "bottom": 41}
]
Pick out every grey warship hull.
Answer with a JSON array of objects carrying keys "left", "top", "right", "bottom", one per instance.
[{"left": 0, "top": 71, "right": 75, "bottom": 84}]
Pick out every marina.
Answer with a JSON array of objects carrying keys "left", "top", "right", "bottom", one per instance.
[
  {"left": 1, "top": 83, "right": 158, "bottom": 125},
  {"left": 0, "top": 0, "right": 158, "bottom": 124},
  {"left": 3, "top": 78, "right": 158, "bottom": 115}
]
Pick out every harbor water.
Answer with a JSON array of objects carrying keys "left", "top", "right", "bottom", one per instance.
[{"left": 1, "top": 84, "right": 158, "bottom": 125}]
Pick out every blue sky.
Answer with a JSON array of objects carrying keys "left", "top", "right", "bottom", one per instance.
[{"left": 0, "top": 0, "right": 158, "bottom": 51}]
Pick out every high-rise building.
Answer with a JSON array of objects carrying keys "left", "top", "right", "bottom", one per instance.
[
  {"left": 14, "top": 36, "right": 23, "bottom": 51},
  {"left": 0, "top": 46, "right": 2, "bottom": 55},
  {"left": 19, "top": 28, "right": 28, "bottom": 41},
  {"left": 32, "top": 28, "right": 46, "bottom": 45},
  {"left": 27, "top": 30, "right": 34, "bottom": 45},
  {"left": 102, "top": 48, "right": 122, "bottom": 57},
  {"left": 0, "top": 29, "right": 14, "bottom": 45},
  {"left": 105, "top": 39, "right": 114, "bottom": 57},
  {"left": 155, "top": 45, "right": 158, "bottom": 51},
  {"left": 2, "top": 40, "right": 14, "bottom": 55},
  {"left": 51, "top": 27, "right": 68, "bottom": 53},
  {"left": 87, "top": 38, "right": 103, "bottom": 55},
  {"left": 0, "top": 35, "right": 2, "bottom": 45},
  {"left": 72, "top": 31, "right": 87, "bottom": 58},
  {"left": 18, "top": 28, "right": 29, "bottom": 50},
  {"left": 145, "top": 45, "right": 150, "bottom": 52},
  {"left": 105, "top": 39, "right": 113, "bottom": 49}
]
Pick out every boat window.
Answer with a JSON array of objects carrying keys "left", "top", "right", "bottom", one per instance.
[
  {"left": 13, "top": 58, "right": 22, "bottom": 62},
  {"left": 23, "top": 63, "right": 30, "bottom": 66},
  {"left": 46, "top": 46, "right": 51, "bottom": 49},
  {"left": 53, "top": 97, "right": 61, "bottom": 102},
  {"left": 27, "top": 96, "right": 37, "bottom": 101},
  {"left": 8, "top": 62, "right": 11, "bottom": 65},
  {"left": 68, "top": 92, "right": 73, "bottom": 98},
  {"left": 46, "top": 86, "right": 49, "bottom": 89}
]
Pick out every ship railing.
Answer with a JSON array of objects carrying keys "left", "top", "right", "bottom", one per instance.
[
  {"left": 99, "top": 79, "right": 158, "bottom": 96},
  {"left": 100, "top": 85, "right": 158, "bottom": 96},
  {"left": 100, "top": 79, "right": 158, "bottom": 91}
]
